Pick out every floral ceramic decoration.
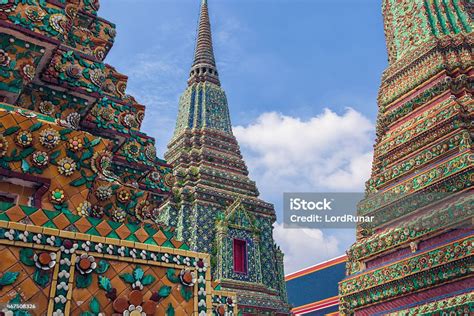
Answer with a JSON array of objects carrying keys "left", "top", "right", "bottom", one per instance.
[
  {"left": 15, "top": 130, "right": 33, "bottom": 147},
  {"left": 39, "top": 128, "right": 60, "bottom": 149},
  {"left": 32, "top": 151, "right": 49, "bottom": 168},
  {"left": 95, "top": 185, "right": 112, "bottom": 201},
  {"left": 57, "top": 157, "right": 77, "bottom": 176},
  {"left": 77, "top": 201, "right": 92, "bottom": 217},
  {"left": 68, "top": 136, "right": 83, "bottom": 151}
]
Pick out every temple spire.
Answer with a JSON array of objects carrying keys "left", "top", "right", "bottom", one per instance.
[{"left": 188, "top": 0, "right": 220, "bottom": 86}]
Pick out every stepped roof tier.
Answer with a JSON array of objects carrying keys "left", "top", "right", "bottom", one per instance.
[
  {"left": 0, "top": 1, "right": 239, "bottom": 315},
  {"left": 160, "top": 1, "right": 291, "bottom": 314},
  {"left": 0, "top": 0, "right": 173, "bottom": 222},
  {"left": 339, "top": 1, "right": 473, "bottom": 315}
]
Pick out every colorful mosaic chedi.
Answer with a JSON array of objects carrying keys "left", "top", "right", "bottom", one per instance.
[
  {"left": 158, "top": 0, "right": 290, "bottom": 315},
  {"left": 0, "top": 0, "right": 241, "bottom": 315},
  {"left": 340, "top": 0, "right": 473, "bottom": 315}
]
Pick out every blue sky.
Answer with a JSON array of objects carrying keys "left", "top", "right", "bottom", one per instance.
[{"left": 100, "top": 0, "right": 388, "bottom": 273}]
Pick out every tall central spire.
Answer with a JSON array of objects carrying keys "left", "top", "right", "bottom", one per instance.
[
  {"left": 188, "top": 0, "right": 220, "bottom": 86},
  {"left": 172, "top": 0, "right": 231, "bottom": 137},
  {"left": 163, "top": 1, "right": 290, "bottom": 313}
]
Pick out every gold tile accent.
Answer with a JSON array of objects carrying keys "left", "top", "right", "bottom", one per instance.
[
  {"left": 25, "top": 225, "right": 43, "bottom": 234},
  {"left": 66, "top": 286, "right": 73, "bottom": 300},
  {"left": 120, "top": 240, "right": 135, "bottom": 248},
  {"left": 64, "top": 302, "right": 71, "bottom": 315},
  {"left": 103, "top": 254, "right": 119, "bottom": 261},
  {"left": 68, "top": 261, "right": 75, "bottom": 283},
  {"left": 146, "top": 244, "right": 160, "bottom": 252},
  {"left": 43, "top": 245, "right": 57, "bottom": 252},
  {"left": 7, "top": 222, "right": 26, "bottom": 231},
  {"left": 0, "top": 239, "right": 15, "bottom": 246},
  {"left": 50, "top": 279, "right": 58, "bottom": 291},
  {"left": 90, "top": 235, "right": 106, "bottom": 243},
  {"left": 47, "top": 299, "right": 55, "bottom": 315},
  {"left": 13, "top": 241, "right": 34, "bottom": 248},
  {"left": 74, "top": 232, "right": 91, "bottom": 241},
  {"left": 43, "top": 227, "right": 60, "bottom": 236},
  {"left": 134, "top": 242, "right": 148, "bottom": 251},
  {"left": 166, "top": 248, "right": 177, "bottom": 255},
  {"left": 105, "top": 237, "right": 121, "bottom": 246},
  {"left": 58, "top": 230, "right": 75, "bottom": 239},
  {"left": 51, "top": 252, "right": 61, "bottom": 281}
]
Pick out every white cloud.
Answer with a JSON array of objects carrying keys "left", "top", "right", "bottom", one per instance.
[
  {"left": 233, "top": 108, "right": 374, "bottom": 193},
  {"left": 273, "top": 223, "right": 340, "bottom": 274},
  {"left": 234, "top": 108, "right": 374, "bottom": 273}
]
